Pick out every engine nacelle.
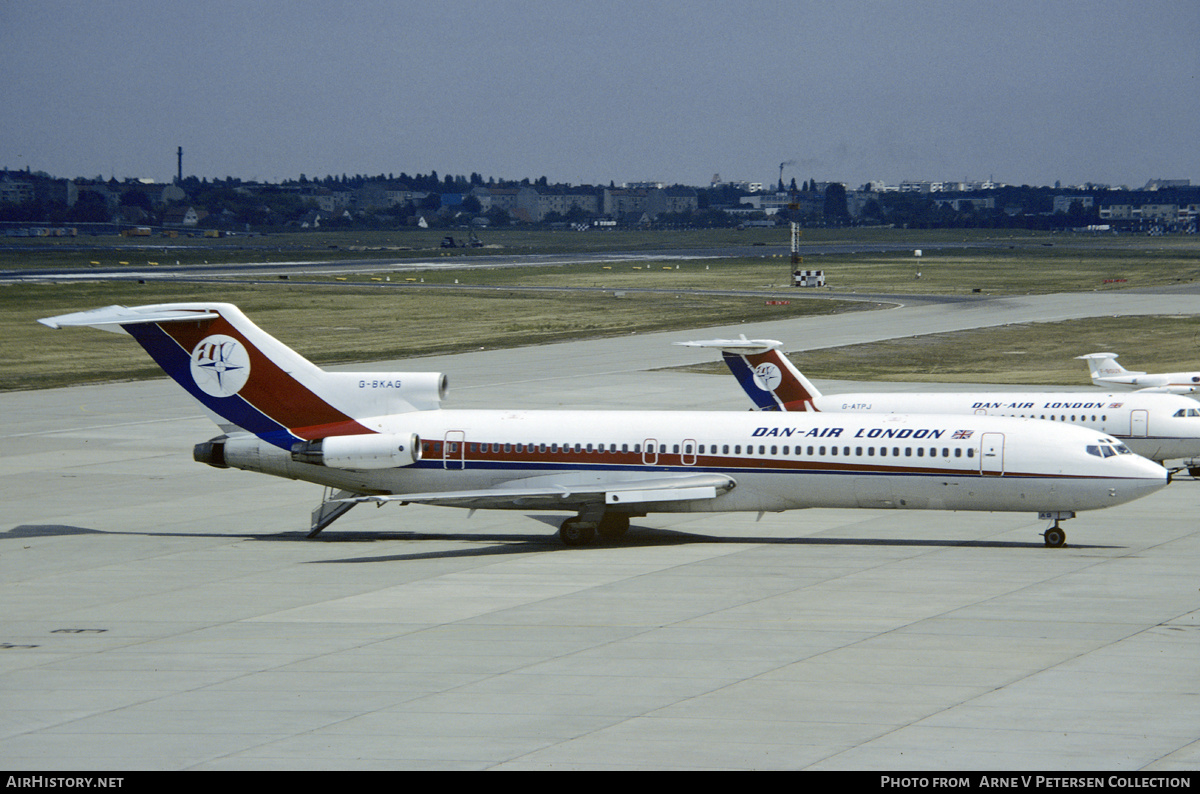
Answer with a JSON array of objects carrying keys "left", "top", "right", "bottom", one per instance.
[
  {"left": 328, "top": 371, "right": 448, "bottom": 413},
  {"left": 194, "top": 437, "right": 229, "bottom": 468},
  {"left": 290, "top": 433, "right": 421, "bottom": 470}
]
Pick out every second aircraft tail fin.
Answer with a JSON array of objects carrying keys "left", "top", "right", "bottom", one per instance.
[
  {"left": 1075, "top": 352, "right": 1138, "bottom": 382},
  {"left": 676, "top": 336, "right": 821, "bottom": 411}
]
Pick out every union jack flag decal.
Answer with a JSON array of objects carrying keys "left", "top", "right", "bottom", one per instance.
[
  {"left": 1109, "top": 403, "right": 1123, "bottom": 408},
  {"left": 952, "top": 429, "right": 974, "bottom": 440}
]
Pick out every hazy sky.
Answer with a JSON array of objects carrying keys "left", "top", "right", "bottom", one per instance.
[{"left": 3, "top": 0, "right": 1197, "bottom": 189}]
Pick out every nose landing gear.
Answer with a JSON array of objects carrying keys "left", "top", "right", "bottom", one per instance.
[{"left": 1039, "top": 511, "right": 1075, "bottom": 548}]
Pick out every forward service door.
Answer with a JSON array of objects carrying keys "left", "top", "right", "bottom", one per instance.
[{"left": 980, "top": 432, "right": 1004, "bottom": 476}]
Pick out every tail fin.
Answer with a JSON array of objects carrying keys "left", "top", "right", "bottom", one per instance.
[
  {"left": 675, "top": 336, "right": 821, "bottom": 411},
  {"left": 1075, "top": 352, "right": 1138, "bottom": 381},
  {"left": 39, "top": 303, "right": 447, "bottom": 448}
]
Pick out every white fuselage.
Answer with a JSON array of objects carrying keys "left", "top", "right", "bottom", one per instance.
[
  {"left": 218, "top": 409, "right": 1167, "bottom": 516},
  {"left": 1093, "top": 373, "right": 1200, "bottom": 393},
  {"left": 817, "top": 391, "right": 1200, "bottom": 462}
]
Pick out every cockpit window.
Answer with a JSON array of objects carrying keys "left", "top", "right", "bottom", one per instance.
[
  {"left": 1173, "top": 408, "right": 1200, "bottom": 417},
  {"left": 1088, "top": 440, "right": 1132, "bottom": 458}
]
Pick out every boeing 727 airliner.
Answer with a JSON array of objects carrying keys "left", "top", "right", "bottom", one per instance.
[
  {"left": 681, "top": 336, "right": 1200, "bottom": 467},
  {"left": 39, "top": 304, "right": 1168, "bottom": 547}
]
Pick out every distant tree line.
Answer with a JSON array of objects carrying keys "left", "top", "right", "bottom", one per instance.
[{"left": 2, "top": 167, "right": 1197, "bottom": 233}]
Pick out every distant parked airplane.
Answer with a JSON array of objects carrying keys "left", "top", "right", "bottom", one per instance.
[{"left": 1076, "top": 353, "right": 1200, "bottom": 395}]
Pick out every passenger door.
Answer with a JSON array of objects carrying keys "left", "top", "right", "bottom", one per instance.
[
  {"left": 980, "top": 433, "right": 1004, "bottom": 476},
  {"left": 443, "top": 430, "right": 466, "bottom": 469}
]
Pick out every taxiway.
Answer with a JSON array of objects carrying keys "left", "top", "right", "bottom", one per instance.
[{"left": 2, "top": 292, "right": 1199, "bottom": 770}]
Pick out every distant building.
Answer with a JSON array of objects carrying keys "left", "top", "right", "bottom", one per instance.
[
  {"left": 603, "top": 186, "right": 697, "bottom": 219},
  {"left": 0, "top": 175, "right": 34, "bottom": 204},
  {"left": 933, "top": 196, "right": 996, "bottom": 212}
]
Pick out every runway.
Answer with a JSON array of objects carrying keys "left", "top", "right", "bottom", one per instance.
[
  {"left": 0, "top": 239, "right": 988, "bottom": 284},
  {"left": 3, "top": 291, "right": 1200, "bottom": 770}
]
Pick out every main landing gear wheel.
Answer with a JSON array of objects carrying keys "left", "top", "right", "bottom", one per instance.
[
  {"left": 559, "top": 517, "right": 596, "bottom": 547},
  {"left": 597, "top": 514, "right": 630, "bottom": 540},
  {"left": 1043, "top": 525, "right": 1066, "bottom": 548}
]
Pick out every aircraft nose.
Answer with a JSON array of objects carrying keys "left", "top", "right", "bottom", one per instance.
[{"left": 1126, "top": 456, "right": 1170, "bottom": 496}]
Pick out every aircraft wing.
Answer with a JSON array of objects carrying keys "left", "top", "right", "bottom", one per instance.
[{"left": 339, "top": 472, "right": 737, "bottom": 510}]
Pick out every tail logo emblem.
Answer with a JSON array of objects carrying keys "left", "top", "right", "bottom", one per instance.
[
  {"left": 190, "top": 335, "right": 250, "bottom": 397},
  {"left": 753, "top": 363, "right": 782, "bottom": 393}
]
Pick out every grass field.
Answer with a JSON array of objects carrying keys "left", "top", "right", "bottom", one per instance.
[
  {"left": 3, "top": 281, "right": 865, "bottom": 391},
  {"left": 4, "top": 227, "right": 1199, "bottom": 391}
]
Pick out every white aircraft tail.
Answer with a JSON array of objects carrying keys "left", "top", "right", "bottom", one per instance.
[
  {"left": 1075, "top": 352, "right": 1139, "bottom": 381},
  {"left": 39, "top": 303, "right": 447, "bottom": 449},
  {"left": 676, "top": 336, "right": 821, "bottom": 411}
]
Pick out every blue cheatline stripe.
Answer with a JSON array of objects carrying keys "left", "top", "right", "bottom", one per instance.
[
  {"left": 722, "top": 352, "right": 780, "bottom": 411},
  {"left": 123, "top": 323, "right": 299, "bottom": 449},
  {"left": 409, "top": 458, "right": 1067, "bottom": 480}
]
